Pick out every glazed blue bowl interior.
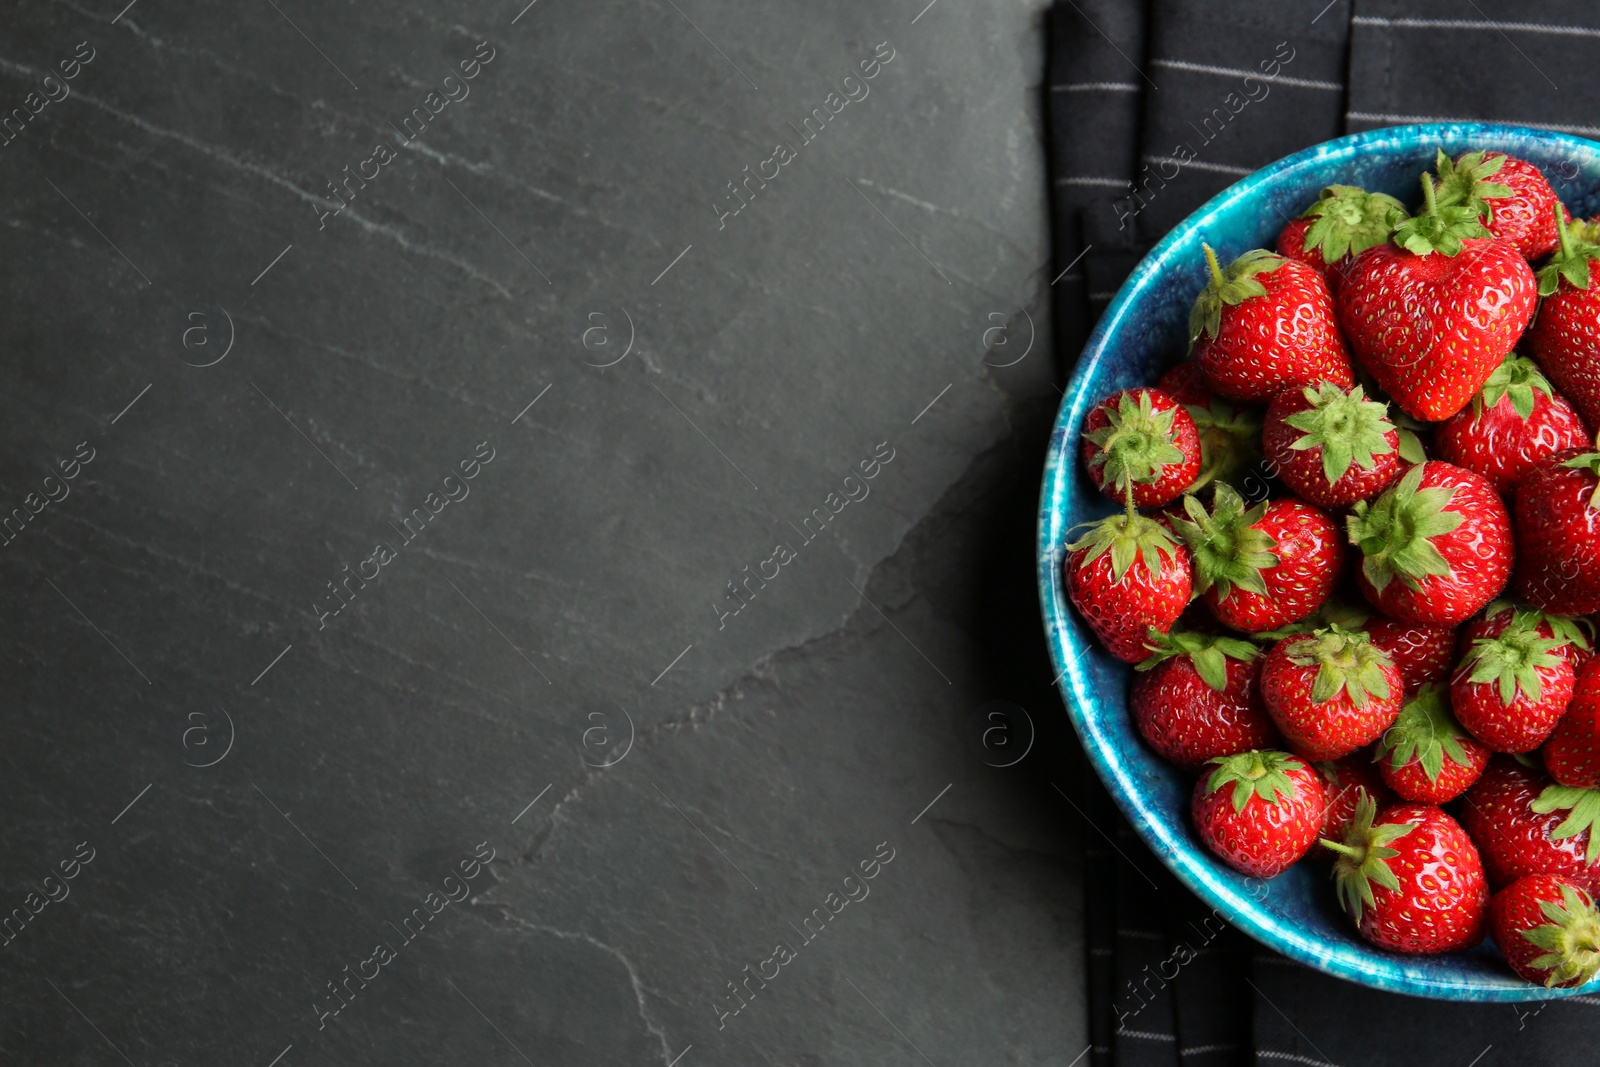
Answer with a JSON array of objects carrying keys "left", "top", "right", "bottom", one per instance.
[{"left": 1039, "top": 123, "right": 1600, "bottom": 1001}]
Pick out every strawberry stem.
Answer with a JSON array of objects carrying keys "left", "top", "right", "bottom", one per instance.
[
  {"left": 1186, "top": 463, "right": 1220, "bottom": 495},
  {"left": 1556, "top": 201, "right": 1576, "bottom": 261},
  {"left": 1203, "top": 243, "right": 1225, "bottom": 290},
  {"left": 1319, "top": 838, "right": 1361, "bottom": 860},
  {"left": 1420, "top": 173, "right": 1438, "bottom": 216}
]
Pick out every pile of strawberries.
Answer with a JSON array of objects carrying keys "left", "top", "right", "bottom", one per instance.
[{"left": 1067, "top": 149, "right": 1600, "bottom": 987}]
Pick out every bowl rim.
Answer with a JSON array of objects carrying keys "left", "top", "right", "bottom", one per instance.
[{"left": 1038, "top": 121, "right": 1600, "bottom": 1001}]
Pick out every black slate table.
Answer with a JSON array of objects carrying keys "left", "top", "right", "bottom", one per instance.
[{"left": 0, "top": 2, "right": 1084, "bottom": 1064}]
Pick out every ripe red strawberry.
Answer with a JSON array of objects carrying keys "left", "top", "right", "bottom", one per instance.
[
  {"left": 1132, "top": 631, "right": 1278, "bottom": 769},
  {"left": 1276, "top": 185, "right": 1409, "bottom": 293},
  {"left": 1080, "top": 388, "right": 1202, "bottom": 509},
  {"left": 1491, "top": 874, "right": 1600, "bottom": 987},
  {"left": 1526, "top": 206, "right": 1600, "bottom": 428},
  {"left": 1451, "top": 607, "right": 1576, "bottom": 752},
  {"left": 1275, "top": 217, "right": 1325, "bottom": 274},
  {"left": 1262, "top": 382, "right": 1401, "bottom": 508},
  {"left": 1188, "top": 245, "right": 1354, "bottom": 403},
  {"left": 1337, "top": 175, "right": 1537, "bottom": 421},
  {"left": 1155, "top": 361, "right": 1212, "bottom": 405},
  {"left": 1543, "top": 659, "right": 1600, "bottom": 787},
  {"left": 1323, "top": 796, "right": 1488, "bottom": 954},
  {"left": 1191, "top": 749, "right": 1327, "bottom": 877},
  {"left": 1433, "top": 355, "right": 1592, "bottom": 501},
  {"left": 1260, "top": 626, "right": 1402, "bottom": 761},
  {"left": 1346, "top": 461, "right": 1513, "bottom": 625},
  {"left": 1174, "top": 485, "right": 1341, "bottom": 632},
  {"left": 1459, "top": 756, "right": 1600, "bottom": 894},
  {"left": 1364, "top": 615, "right": 1456, "bottom": 696},
  {"left": 1314, "top": 753, "right": 1394, "bottom": 844},
  {"left": 1374, "top": 683, "right": 1489, "bottom": 802},
  {"left": 1512, "top": 446, "right": 1600, "bottom": 616},
  {"left": 1065, "top": 510, "right": 1192, "bottom": 663},
  {"left": 1435, "top": 149, "right": 1566, "bottom": 259}
]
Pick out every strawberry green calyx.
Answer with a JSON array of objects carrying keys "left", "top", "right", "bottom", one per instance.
[
  {"left": 1391, "top": 172, "right": 1493, "bottom": 257},
  {"left": 1482, "top": 599, "right": 1594, "bottom": 652},
  {"left": 1204, "top": 749, "right": 1305, "bottom": 814},
  {"left": 1136, "top": 629, "right": 1260, "bottom": 691},
  {"left": 1569, "top": 215, "right": 1600, "bottom": 244},
  {"left": 1188, "top": 245, "right": 1285, "bottom": 343},
  {"left": 1460, "top": 611, "right": 1567, "bottom": 705},
  {"left": 1187, "top": 401, "right": 1263, "bottom": 491},
  {"left": 1376, "top": 683, "right": 1473, "bottom": 782},
  {"left": 1346, "top": 464, "right": 1464, "bottom": 593},
  {"left": 1532, "top": 786, "right": 1600, "bottom": 864},
  {"left": 1433, "top": 148, "right": 1515, "bottom": 221},
  {"left": 1083, "top": 391, "right": 1188, "bottom": 493},
  {"left": 1298, "top": 184, "right": 1410, "bottom": 263},
  {"left": 1560, "top": 443, "right": 1600, "bottom": 509},
  {"left": 1284, "top": 624, "right": 1394, "bottom": 708},
  {"left": 1553, "top": 614, "right": 1595, "bottom": 653},
  {"left": 1283, "top": 382, "right": 1397, "bottom": 485},
  {"left": 1476, "top": 355, "right": 1557, "bottom": 421},
  {"left": 1252, "top": 599, "right": 1371, "bottom": 642},
  {"left": 1173, "top": 483, "right": 1278, "bottom": 599},
  {"left": 1440, "top": 147, "right": 1510, "bottom": 219},
  {"left": 1522, "top": 883, "right": 1600, "bottom": 988},
  {"left": 1538, "top": 204, "right": 1600, "bottom": 296},
  {"left": 1322, "top": 792, "right": 1417, "bottom": 923},
  {"left": 1065, "top": 510, "right": 1183, "bottom": 584}
]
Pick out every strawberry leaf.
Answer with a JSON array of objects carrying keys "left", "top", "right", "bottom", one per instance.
[
  {"left": 1392, "top": 171, "right": 1492, "bottom": 257},
  {"left": 1172, "top": 483, "right": 1278, "bottom": 600},
  {"left": 1299, "top": 184, "right": 1410, "bottom": 264},
  {"left": 1389, "top": 409, "right": 1430, "bottom": 465},
  {"left": 1559, "top": 449, "right": 1600, "bottom": 510},
  {"left": 1252, "top": 599, "right": 1372, "bottom": 642},
  {"left": 1136, "top": 629, "right": 1259, "bottom": 692},
  {"left": 1083, "top": 390, "right": 1189, "bottom": 493},
  {"left": 1284, "top": 625, "right": 1394, "bottom": 709},
  {"left": 1533, "top": 785, "right": 1600, "bottom": 864},
  {"left": 1460, "top": 609, "right": 1566, "bottom": 706},
  {"left": 1476, "top": 355, "right": 1554, "bottom": 422},
  {"left": 1521, "top": 883, "right": 1600, "bottom": 988},
  {"left": 1537, "top": 204, "right": 1600, "bottom": 296},
  {"left": 1433, "top": 148, "right": 1516, "bottom": 220},
  {"left": 1188, "top": 245, "right": 1284, "bottom": 343},
  {"left": 1066, "top": 511, "right": 1184, "bottom": 585},
  {"left": 1374, "top": 683, "right": 1473, "bottom": 783},
  {"left": 1205, "top": 750, "right": 1305, "bottom": 815},
  {"left": 1282, "top": 382, "right": 1396, "bottom": 485},
  {"left": 1322, "top": 792, "right": 1417, "bottom": 925},
  {"left": 1346, "top": 465, "right": 1463, "bottom": 593}
]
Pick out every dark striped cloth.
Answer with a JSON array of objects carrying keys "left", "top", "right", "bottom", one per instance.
[{"left": 1047, "top": 3, "right": 1600, "bottom": 1065}]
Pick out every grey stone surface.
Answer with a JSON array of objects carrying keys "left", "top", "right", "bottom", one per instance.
[{"left": 0, "top": 0, "right": 1083, "bottom": 1063}]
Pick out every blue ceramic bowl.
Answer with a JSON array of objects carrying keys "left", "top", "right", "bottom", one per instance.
[{"left": 1039, "top": 123, "right": 1600, "bottom": 1001}]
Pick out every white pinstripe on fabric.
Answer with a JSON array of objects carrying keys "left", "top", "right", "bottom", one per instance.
[
  {"left": 1116, "top": 1028, "right": 1177, "bottom": 1041},
  {"left": 1354, "top": 16, "right": 1600, "bottom": 40},
  {"left": 1257, "top": 1051, "right": 1341, "bottom": 1067},
  {"left": 1053, "top": 81, "right": 1141, "bottom": 92},
  {"left": 1152, "top": 58, "right": 1342, "bottom": 90},
  {"left": 1142, "top": 155, "right": 1254, "bottom": 176}
]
